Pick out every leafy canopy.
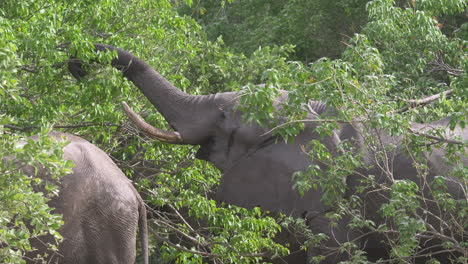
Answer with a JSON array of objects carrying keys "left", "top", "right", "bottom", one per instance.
[
  {"left": 1, "top": 0, "right": 467, "bottom": 263},
  {"left": 1, "top": 0, "right": 290, "bottom": 263}
]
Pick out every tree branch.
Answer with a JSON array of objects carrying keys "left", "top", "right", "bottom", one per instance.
[
  {"left": 429, "top": 51, "right": 464, "bottom": 77},
  {"left": 408, "top": 127, "right": 466, "bottom": 145},
  {"left": 395, "top": 89, "right": 454, "bottom": 113},
  {"left": 405, "top": 89, "right": 453, "bottom": 105},
  {"left": 149, "top": 227, "right": 218, "bottom": 257},
  {"left": 18, "top": 65, "right": 38, "bottom": 74}
]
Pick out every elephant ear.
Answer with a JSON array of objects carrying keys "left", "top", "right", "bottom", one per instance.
[
  {"left": 216, "top": 106, "right": 345, "bottom": 216},
  {"left": 216, "top": 132, "right": 328, "bottom": 217}
]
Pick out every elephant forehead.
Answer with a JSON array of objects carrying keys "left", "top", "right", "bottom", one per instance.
[{"left": 217, "top": 142, "right": 326, "bottom": 216}]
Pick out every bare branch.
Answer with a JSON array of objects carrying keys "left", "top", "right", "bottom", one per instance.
[
  {"left": 395, "top": 89, "right": 454, "bottom": 113},
  {"left": 405, "top": 89, "right": 454, "bottom": 106},
  {"left": 429, "top": 51, "right": 464, "bottom": 77}
]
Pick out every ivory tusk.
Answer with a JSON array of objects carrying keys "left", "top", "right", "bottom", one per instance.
[{"left": 122, "top": 101, "right": 184, "bottom": 144}]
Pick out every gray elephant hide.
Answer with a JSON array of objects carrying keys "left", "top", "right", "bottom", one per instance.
[{"left": 10, "top": 132, "right": 148, "bottom": 264}]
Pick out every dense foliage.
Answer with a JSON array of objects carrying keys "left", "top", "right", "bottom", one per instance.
[
  {"left": 178, "top": 0, "right": 369, "bottom": 61},
  {"left": 1, "top": 0, "right": 467, "bottom": 263},
  {"left": 0, "top": 0, "right": 290, "bottom": 263}
]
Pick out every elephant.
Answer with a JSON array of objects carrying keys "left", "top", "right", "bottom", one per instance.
[
  {"left": 68, "top": 44, "right": 468, "bottom": 263},
  {"left": 10, "top": 132, "right": 149, "bottom": 264}
]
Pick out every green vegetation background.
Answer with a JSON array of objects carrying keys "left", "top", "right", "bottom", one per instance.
[{"left": 1, "top": 0, "right": 466, "bottom": 263}]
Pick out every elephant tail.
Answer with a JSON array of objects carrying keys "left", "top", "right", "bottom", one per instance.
[{"left": 138, "top": 200, "right": 149, "bottom": 264}]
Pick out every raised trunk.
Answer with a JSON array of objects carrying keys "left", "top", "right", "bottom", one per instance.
[{"left": 70, "top": 44, "right": 228, "bottom": 144}]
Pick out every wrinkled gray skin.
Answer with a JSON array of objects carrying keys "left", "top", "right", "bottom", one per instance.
[
  {"left": 69, "top": 44, "right": 468, "bottom": 263},
  {"left": 17, "top": 133, "right": 148, "bottom": 264}
]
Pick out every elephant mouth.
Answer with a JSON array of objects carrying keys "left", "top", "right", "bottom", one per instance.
[
  {"left": 195, "top": 138, "right": 214, "bottom": 161},
  {"left": 122, "top": 101, "right": 185, "bottom": 144}
]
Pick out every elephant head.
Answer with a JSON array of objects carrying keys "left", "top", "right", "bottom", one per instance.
[{"left": 68, "top": 44, "right": 339, "bottom": 217}]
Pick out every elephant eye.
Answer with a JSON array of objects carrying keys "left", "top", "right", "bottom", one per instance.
[{"left": 220, "top": 111, "right": 226, "bottom": 119}]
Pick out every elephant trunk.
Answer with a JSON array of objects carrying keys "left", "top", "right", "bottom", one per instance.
[{"left": 69, "top": 44, "right": 226, "bottom": 145}]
